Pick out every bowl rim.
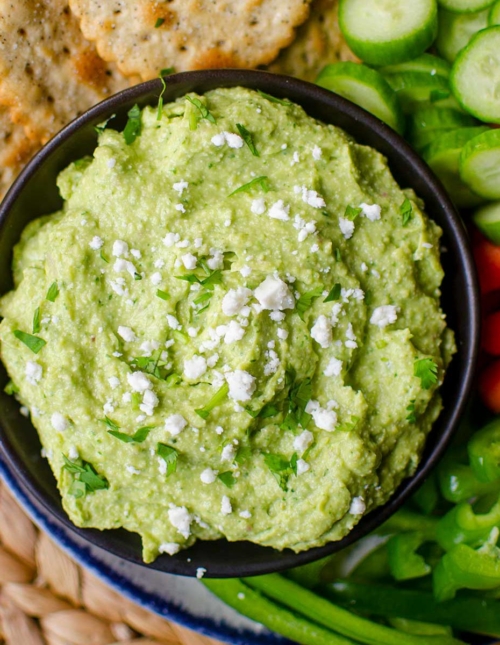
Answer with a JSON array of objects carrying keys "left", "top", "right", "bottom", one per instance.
[{"left": 0, "top": 69, "right": 481, "bottom": 578}]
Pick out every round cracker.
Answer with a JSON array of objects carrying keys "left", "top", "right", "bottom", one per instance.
[
  {"left": 0, "top": 107, "right": 39, "bottom": 199},
  {"left": 269, "top": 0, "right": 358, "bottom": 82},
  {"left": 68, "top": 0, "right": 313, "bottom": 80},
  {"left": 0, "top": 0, "right": 132, "bottom": 143}
]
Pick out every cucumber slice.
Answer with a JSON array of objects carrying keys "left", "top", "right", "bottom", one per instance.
[
  {"left": 408, "top": 106, "right": 479, "bottom": 150},
  {"left": 436, "top": 7, "right": 489, "bottom": 62},
  {"left": 338, "top": 0, "right": 438, "bottom": 66},
  {"left": 459, "top": 128, "right": 500, "bottom": 198},
  {"left": 423, "top": 126, "right": 489, "bottom": 206},
  {"left": 377, "top": 53, "right": 451, "bottom": 77},
  {"left": 490, "top": 0, "right": 500, "bottom": 23},
  {"left": 451, "top": 26, "right": 500, "bottom": 122},
  {"left": 384, "top": 71, "right": 452, "bottom": 112},
  {"left": 438, "top": 0, "right": 494, "bottom": 13},
  {"left": 316, "top": 62, "right": 405, "bottom": 133},
  {"left": 473, "top": 201, "right": 500, "bottom": 243}
]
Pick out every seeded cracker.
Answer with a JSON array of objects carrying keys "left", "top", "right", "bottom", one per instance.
[
  {"left": 0, "top": 107, "right": 39, "bottom": 199},
  {"left": 269, "top": 0, "right": 358, "bottom": 82},
  {"left": 0, "top": 0, "right": 132, "bottom": 143},
  {"left": 68, "top": 0, "right": 313, "bottom": 80}
]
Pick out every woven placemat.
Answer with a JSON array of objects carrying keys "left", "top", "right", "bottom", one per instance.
[{"left": 0, "top": 480, "right": 227, "bottom": 645}]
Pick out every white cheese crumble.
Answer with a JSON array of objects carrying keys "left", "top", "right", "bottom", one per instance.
[
  {"left": 268, "top": 200, "right": 290, "bottom": 221},
  {"left": 222, "top": 287, "right": 252, "bottom": 316},
  {"left": 221, "top": 496, "right": 232, "bottom": 515},
  {"left": 311, "top": 315, "right": 332, "bottom": 349},
  {"left": 254, "top": 275, "right": 295, "bottom": 310},
  {"left": 140, "top": 389, "right": 159, "bottom": 416},
  {"left": 107, "top": 158, "right": 116, "bottom": 169},
  {"left": 163, "top": 232, "right": 180, "bottom": 247},
  {"left": 130, "top": 249, "right": 141, "bottom": 259},
  {"left": 226, "top": 370, "right": 256, "bottom": 402},
  {"left": 168, "top": 504, "right": 193, "bottom": 538},
  {"left": 422, "top": 242, "right": 433, "bottom": 249},
  {"left": 126, "top": 465, "right": 141, "bottom": 475},
  {"left": 159, "top": 542, "right": 181, "bottom": 555},
  {"left": 113, "top": 258, "right": 137, "bottom": 278},
  {"left": 112, "top": 240, "right": 128, "bottom": 257},
  {"left": 184, "top": 355, "right": 207, "bottom": 380},
  {"left": 175, "top": 204, "right": 186, "bottom": 213},
  {"left": 68, "top": 446, "right": 79, "bottom": 460},
  {"left": 166, "top": 314, "right": 181, "bottom": 330},
  {"left": 296, "top": 459, "right": 310, "bottom": 475},
  {"left": 269, "top": 311, "right": 285, "bottom": 322},
  {"left": 173, "top": 180, "right": 188, "bottom": 195},
  {"left": 345, "top": 322, "right": 358, "bottom": 349},
  {"left": 240, "top": 265, "right": 252, "bottom": 278},
  {"left": 264, "top": 349, "right": 280, "bottom": 376},
  {"left": 360, "top": 203, "right": 381, "bottom": 221},
  {"left": 306, "top": 400, "right": 337, "bottom": 432},
  {"left": 339, "top": 217, "right": 355, "bottom": 240},
  {"left": 140, "top": 340, "right": 160, "bottom": 357},
  {"left": 324, "top": 357, "right": 343, "bottom": 377},
  {"left": 224, "top": 320, "right": 245, "bottom": 344},
  {"left": 221, "top": 443, "right": 237, "bottom": 462},
  {"left": 127, "top": 371, "right": 152, "bottom": 392},
  {"left": 294, "top": 430, "right": 314, "bottom": 455},
  {"left": 108, "top": 376, "right": 120, "bottom": 389},
  {"left": 239, "top": 510, "right": 252, "bottom": 519},
  {"left": 370, "top": 305, "right": 398, "bottom": 328},
  {"left": 312, "top": 145, "right": 322, "bottom": 160},
  {"left": 298, "top": 186, "right": 326, "bottom": 209},
  {"left": 211, "top": 131, "right": 244, "bottom": 148},
  {"left": 181, "top": 253, "right": 197, "bottom": 270},
  {"left": 51, "top": 413, "right": 69, "bottom": 432},
  {"left": 118, "top": 326, "right": 137, "bottom": 342},
  {"left": 207, "top": 248, "right": 224, "bottom": 270},
  {"left": 150, "top": 272, "right": 162, "bottom": 286},
  {"left": 89, "top": 236, "right": 104, "bottom": 250},
  {"left": 277, "top": 327, "right": 289, "bottom": 340},
  {"left": 26, "top": 361, "right": 42, "bottom": 385},
  {"left": 165, "top": 414, "right": 188, "bottom": 436},
  {"left": 349, "top": 496, "right": 366, "bottom": 515},
  {"left": 200, "top": 467, "right": 218, "bottom": 484},
  {"left": 251, "top": 198, "right": 266, "bottom": 215}
]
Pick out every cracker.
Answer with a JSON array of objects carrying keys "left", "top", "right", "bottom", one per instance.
[
  {"left": 68, "top": 0, "right": 313, "bottom": 80},
  {"left": 0, "top": 0, "right": 132, "bottom": 143},
  {"left": 0, "top": 107, "right": 39, "bottom": 199},
  {"left": 269, "top": 0, "right": 358, "bottom": 82}
]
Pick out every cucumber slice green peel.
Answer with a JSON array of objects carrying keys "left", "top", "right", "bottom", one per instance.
[
  {"left": 490, "top": 0, "right": 500, "bottom": 24},
  {"left": 316, "top": 62, "right": 405, "bottom": 133},
  {"left": 436, "top": 8, "right": 490, "bottom": 63},
  {"left": 459, "top": 128, "right": 500, "bottom": 199},
  {"left": 408, "top": 106, "right": 479, "bottom": 151},
  {"left": 438, "top": 0, "right": 495, "bottom": 14},
  {"left": 473, "top": 201, "right": 500, "bottom": 243},
  {"left": 423, "top": 126, "right": 489, "bottom": 207},
  {"left": 339, "top": 0, "right": 438, "bottom": 66},
  {"left": 450, "top": 26, "right": 500, "bottom": 122},
  {"left": 384, "top": 71, "right": 452, "bottom": 113},
  {"left": 377, "top": 53, "right": 451, "bottom": 77}
]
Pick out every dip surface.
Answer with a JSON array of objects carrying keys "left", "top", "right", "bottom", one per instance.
[{"left": 0, "top": 87, "right": 455, "bottom": 563}]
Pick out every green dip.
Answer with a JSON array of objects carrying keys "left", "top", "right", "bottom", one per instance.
[{"left": 0, "top": 87, "right": 455, "bottom": 563}]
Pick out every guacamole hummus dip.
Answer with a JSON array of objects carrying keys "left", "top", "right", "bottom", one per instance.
[{"left": 0, "top": 87, "right": 455, "bottom": 563}]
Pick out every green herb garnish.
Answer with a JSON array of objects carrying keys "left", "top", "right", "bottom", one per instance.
[
  {"left": 13, "top": 330, "right": 46, "bottom": 354},
  {"left": 257, "top": 90, "right": 291, "bottom": 106},
  {"left": 235, "top": 446, "right": 252, "bottom": 465},
  {"left": 280, "top": 369, "right": 312, "bottom": 432},
  {"left": 344, "top": 205, "right": 362, "bottom": 221},
  {"left": 245, "top": 402, "right": 279, "bottom": 419},
  {"left": 229, "top": 176, "right": 269, "bottom": 196},
  {"left": 100, "top": 251, "right": 109, "bottom": 263},
  {"left": 264, "top": 452, "right": 298, "bottom": 491},
  {"left": 100, "top": 416, "right": 120, "bottom": 431},
  {"left": 123, "top": 104, "right": 142, "bottom": 145},
  {"left": 4, "top": 380, "right": 19, "bottom": 396},
  {"left": 406, "top": 400, "right": 417, "bottom": 424},
  {"left": 414, "top": 358, "right": 438, "bottom": 390},
  {"left": 157, "top": 67, "right": 174, "bottom": 120},
  {"left": 296, "top": 286, "right": 323, "bottom": 321},
  {"left": 157, "top": 443, "right": 178, "bottom": 477},
  {"left": 32, "top": 307, "right": 41, "bottom": 334},
  {"left": 156, "top": 289, "right": 170, "bottom": 301},
  {"left": 195, "top": 383, "right": 229, "bottom": 419},
  {"left": 63, "top": 456, "right": 109, "bottom": 498},
  {"left": 236, "top": 123, "right": 259, "bottom": 156},
  {"left": 108, "top": 426, "right": 154, "bottom": 444},
  {"left": 155, "top": 17, "right": 165, "bottom": 27},
  {"left": 337, "top": 415, "right": 360, "bottom": 433},
  {"left": 46, "top": 281, "right": 59, "bottom": 302},
  {"left": 130, "top": 350, "right": 170, "bottom": 381},
  {"left": 334, "top": 248, "right": 342, "bottom": 262},
  {"left": 94, "top": 114, "right": 116, "bottom": 135},
  {"left": 185, "top": 96, "right": 216, "bottom": 126},
  {"left": 218, "top": 471, "right": 237, "bottom": 488},
  {"left": 401, "top": 198, "right": 413, "bottom": 226},
  {"left": 324, "top": 283, "right": 341, "bottom": 303}
]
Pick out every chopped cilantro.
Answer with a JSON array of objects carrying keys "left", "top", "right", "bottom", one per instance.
[
  {"left": 280, "top": 369, "right": 312, "bottom": 431},
  {"left": 193, "top": 291, "right": 212, "bottom": 306},
  {"left": 185, "top": 96, "right": 216, "bottom": 126},
  {"left": 130, "top": 350, "right": 170, "bottom": 381},
  {"left": 296, "top": 286, "right": 323, "bottom": 321},
  {"left": 257, "top": 90, "right": 291, "bottom": 106},
  {"left": 337, "top": 415, "right": 360, "bottom": 432},
  {"left": 4, "top": 380, "right": 19, "bottom": 396},
  {"left": 156, "top": 289, "right": 170, "bottom": 301},
  {"left": 100, "top": 416, "right": 120, "bottom": 431},
  {"left": 155, "top": 17, "right": 165, "bottom": 27},
  {"left": 195, "top": 383, "right": 229, "bottom": 419},
  {"left": 324, "top": 283, "right": 341, "bottom": 303},
  {"left": 334, "top": 248, "right": 342, "bottom": 262},
  {"left": 94, "top": 114, "right": 116, "bottom": 135},
  {"left": 176, "top": 269, "right": 222, "bottom": 289},
  {"left": 13, "top": 330, "right": 46, "bottom": 354},
  {"left": 406, "top": 400, "right": 417, "bottom": 424},
  {"left": 108, "top": 426, "right": 154, "bottom": 443},
  {"left": 165, "top": 372, "right": 182, "bottom": 387},
  {"left": 157, "top": 443, "right": 178, "bottom": 477},
  {"left": 157, "top": 67, "right": 174, "bottom": 120},
  {"left": 46, "top": 281, "right": 59, "bottom": 302},
  {"left": 63, "top": 455, "right": 109, "bottom": 497},
  {"left": 123, "top": 104, "right": 142, "bottom": 145},
  {"left": 235, "top": 446, "right": 252, "bottom": 464},
  {"left": 414, "top": 358, "right": 438, "bottom": 390},
  {"left": 100, "top": 251, "right": 109, "bottom": 263},
  {"left": 400, "top": 198, "right": 413, "bottom": 226},
  {"left": 264, "top": 452, "right": 298, "bottom": 490},
  {"left": 134, "top": 272, "right": 142, "bottom": 281},
  {"left": 344, "top": 205, "right": 362, "bottom": 221},
  {"left": 236, "top": 123, "right": 259, "bottom": 156},
  {"left": 32, "top": 307, "right": 41, "bottom": 334},
  {"left": 245, "top": 402, "right": 279, "bottom": 419},
  {"left": 229, "top": 176, "right": 269, "bottom": 196},
  {"left": 218, "top": 471, "right": 237, "bottom": 488}
]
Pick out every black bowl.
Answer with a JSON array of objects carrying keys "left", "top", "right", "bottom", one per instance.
[{"left": 0, "top": 70, "right": 480, "bottom": 578}]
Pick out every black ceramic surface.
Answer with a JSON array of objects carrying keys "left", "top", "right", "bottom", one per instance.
[{"left": 0, "top": 70, "right": 480, "bottom": 578}]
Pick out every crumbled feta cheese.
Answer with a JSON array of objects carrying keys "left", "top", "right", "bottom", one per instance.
[
  {"left": 126, "top": 465, "right": 141, "bottom": 475},
  {"left": 296, "top": 459, "right": 310, "bottom": 475},
  {"left": 226, "top": 370, "right": 256, "bottom": 402},
  {"left": 306, "top": 400, "right": 337, "bottom": 432},
  {"left": 294, "top": 430, "right": 314, "bottom": 455},
  {"left": 163, "top": 232, "right": 181, "bottom": 247},
  {"left": 127, "top": 371, "right": 152, "bottom": 392},
  {"left": 254, "top": 275, "right": 295, "bottom": 310},
  {"left": 361, "top": 262, "right": 368, "bottom": 272},
  {"left": 159, "top": 542, "right": 181, "bottom": 555},
  {"left": 240, "top": 265, "right": 252, "bottom": 277},
  {"left": 324, "top": 357, "right": 343, "bottom": 377},
  {"left": 269, "top": 311, "right": 285, "bottom": 322},
  {"left": 140, "top": 389, "right": 159, "bottom": 416},
  {"left": 345, "top": 322, "right": 358, "bottom": 349},
  {"left": 150, "top": 272, "right": 162, "bottom": 286},
  {"left": 349, "top": 496, "right": 366, "bottom": 515},
  {"left": 370, "top": 305, "right": 398, "bottom": 328},
  {"left": 221, "top": 443, "right": 237, "bottom": 462},
  {"left": 211, "top": 133, "right": 225, "bottom": 146},
  {"left": 215, "top": 425, "right": 224, "bottom": 435},
  {"left": 113, "top": 258, "right": 137, "bottom": 277},
  {"left": 118, "top": 326, "right": 137, "bottom": 342},
  {"left": 109, "top": 279, "right": 129, "bottom": 297},
  {"left": 181, "top": 253, "right": 197, "bottom": 270},
  {"left": 175, "top": 204, "right": 186, "bottom": 213},
  {"left": 225, "top": 132, "right": 244, "bottom": 148},
  {"left": 173, "top": 180, "right": 188, "bottom": 195},
  {"left": 251, "top": 198, "right": 266, "bottom": 215},
  {"left": 339, "top": 217, "right": 355, "bottom": 240},
  {"left": 222, "top": 287, "right": 252, "bottom": 316},
  {"left": 311, "top": 315, "right": 332, "bottom": 349},
  {"left": 103, "top": 401, "right": 115, "bottom": 415},
  {"left": 206, "top": 248, "right": 224, "bottom": 270},
  {"left": 122, "top": 392, "right": 132, "bottom": 403},
  {"left": 221, "top": 495, "right": 232, "bottom": 515},
  {"left": 224, "top": 320, "right": 245, "bottom": 344},
  {"left": 300, "top": 186, "right": 326, "bottom": 209},
  {"left": 112, "top": 240, "right": 128, "bottom": 257},
  {"left": 51, "top": 413, "right": 69, "bottom": 432},
  {"left": 140, "top": 340, "right": 160, "bottom": 357},
  {"left": 194, "top": 237, "right": 203, "bottom": 248},
  {"left": 107, "top": 158, "right": 116, "bottom": 169},
  {"left": 89, "top": 236, "right": 104, "bottom": 250},
  {"left": 360, "top": 203, "right": 381, "bottom": 221},
  {"left": 26, "top": 360, "right": 42, "bottom": 384},
  {"left": 184, "top": 355, "right": 207, "bottom": 380},
  {"left": 168, "top": 504, "right": 193, "bottom": 538},
  {"left": 130, "top": 249, "right": 141, "bottom": 259},
  {"left": 108, "top": 376, "right": 120, "bottom": 389},
  {"left": 166, "top": 314, "right": 181, "bottom": 330},
  {"left": 310, "top": 243, "right": 319, "bottom": 253},
  {"left": 68, "top": 446, "right": 79, "bottom": 460},
  {"left": 165, "top": 414, "right": 188, "bottom": 436},
  {"left": 200, "top": 467, "right": 218, "bottom": 484},
  {"left": 312, "top": 145, "right": 322, "bottom": 160},
  {"left": 422, "top": 242, "right": 433, "bottom": 249},
  {"left": 207, "top": 353, "right": 219, "bottom": 368},
  {"left": 239, "top": 510, "right": 252, "bottom": 519},
  {"left": 291, "top": 151, "right": 300, "bottom": 165},
  {"left": 268, "top": 200, "right": 290, "bottom": 221},
  {"left": 187, "top": 327, "right": 198, "bottom": 338},
  {"left": 277, "top": 327, "right": 289, "bottom": 340},
  {"left": 264, "top": 349, "right": 280, "bottom": 376}
]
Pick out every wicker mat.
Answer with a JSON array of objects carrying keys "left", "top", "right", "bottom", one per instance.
[{"left": 0, "top": 480, "right": 227, "bottom": 645}]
